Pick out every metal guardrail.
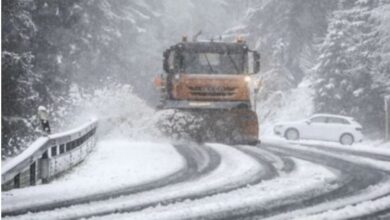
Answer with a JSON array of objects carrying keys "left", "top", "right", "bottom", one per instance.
[{"left": 1, "top": 119, "right": 98, "bottom": 191}]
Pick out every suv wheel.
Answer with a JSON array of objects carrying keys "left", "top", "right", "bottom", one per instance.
[
  {"left": 340, "top": 133, "right": 354, "bottom": 145},
  {"left": 285, "top": 128, "right": 300, "bottom": 140}
]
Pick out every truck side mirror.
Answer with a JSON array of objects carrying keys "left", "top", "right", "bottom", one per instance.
[
  {"left": 254, "top": 51, "right": 260, "bottom": 74},
  {"left": 163, "top": 49, "right": 177, "bottom": 74},
  {"left": 163, "top": 50, "right": 170, "bottom": 73},
  {"left": 248, "top": 51, "right": 261, "bottom": 74}
]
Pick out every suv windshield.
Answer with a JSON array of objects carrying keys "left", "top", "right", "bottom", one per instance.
[{"left": 181, "top": 51, "right": 244, "bottom": 74}]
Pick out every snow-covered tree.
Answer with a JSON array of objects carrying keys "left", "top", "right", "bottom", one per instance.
[
  {"left": 372, "top": 1, "right": 390, "bottom": 93},
  {"left": 1, "top": 0, "right": 165, "bottom": 157},
  {"left": 242, "top": 0, "right": 337, "bottom": 86},
  {"left": 2, "top": 0, "right": 42, "bottom": 157},
  {"left": 314, "top": 0, "right": 386, "bottom": 133}
]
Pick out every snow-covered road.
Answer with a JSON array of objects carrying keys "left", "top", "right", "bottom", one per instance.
[
  {"left": 2, "top": 138, "right": 390, "bottom": 220},
  {"left": 2, "top": 139, "right": 187, "bottom": 215}
]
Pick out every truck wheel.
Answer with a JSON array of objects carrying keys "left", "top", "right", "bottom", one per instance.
[{"left": 248, "top": 139, "right": 261, "bottom": 146}]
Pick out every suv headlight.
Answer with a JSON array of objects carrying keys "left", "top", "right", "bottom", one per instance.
[
  {"left": 274, "top": 125, "right": 283, "bottom": 129},
  {"left": 274, "top": 125, "right": 283, "bottom": 132}
]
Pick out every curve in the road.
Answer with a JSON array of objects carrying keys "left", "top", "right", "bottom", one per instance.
[
  {"left": 212, "top": 143, "right": 390, "bottom": 220},
  {"left": 4, "top": 143, "right": 285, "bottom": 220},
  {"left": 2, "top": 143, "right": 221, "bottom": 217},
  {"left": 9, "top": 141, "right": 388, "bottom": 220},
  {"left": 64, "top": 143, "right": 280, "bottom": 220}
]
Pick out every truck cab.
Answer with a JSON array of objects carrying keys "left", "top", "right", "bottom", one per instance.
[{"left": 155, "top": 40, "right": 260, "bottom": 110}]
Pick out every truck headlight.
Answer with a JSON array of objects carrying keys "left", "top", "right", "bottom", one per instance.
[
  {"left": 174, "top": 74, "right": 180, "bottom": 80},
  {"left": 244, "top": 76, "right": 251, "bottom": 83}
]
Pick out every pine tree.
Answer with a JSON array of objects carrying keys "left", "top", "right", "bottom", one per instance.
[
  {"left": 314, "top": 0, "right": 385, "bottom": 133},
  {"left": 373, "top": 0, "right": 390, "bottom": 93},
  {"left": 242, "top": 0, "right": 337, "bottom": 86},
  {"left": 2, "top": 0, "right": 40, "bottom": 157},
  {"left": 2, "top": 0, "right": 86, "bottom": 156}
]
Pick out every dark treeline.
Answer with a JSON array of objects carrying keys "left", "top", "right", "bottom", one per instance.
[{"left": 2, "top": 0, "right": 164, "bottom": 157}]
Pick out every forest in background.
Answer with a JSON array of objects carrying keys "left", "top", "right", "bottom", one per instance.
[{"left": 2, "top": 0, "right": 390, "bottom": 158}]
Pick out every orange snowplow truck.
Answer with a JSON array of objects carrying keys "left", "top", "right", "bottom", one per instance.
[{"left": 154, "top": 38, "right": 260, "bottom": 145}]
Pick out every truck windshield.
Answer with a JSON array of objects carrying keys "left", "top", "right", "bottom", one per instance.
[{"left": 181, "top": 52, "right": 244, "bottom": 74}]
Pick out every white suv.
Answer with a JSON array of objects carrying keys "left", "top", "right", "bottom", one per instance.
[{"left": 273, "top": 114, "right": 363, "bottom": 145}]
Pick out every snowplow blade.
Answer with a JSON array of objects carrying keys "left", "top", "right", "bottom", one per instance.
[
  {"left": 159, "top": 100, "right": 251, "bottom": 110},
  {"left": 157, "top": 108, "right": 259, "bottom": 145}
]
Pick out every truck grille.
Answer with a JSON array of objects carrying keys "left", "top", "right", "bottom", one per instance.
[{"left": 188, "top": 86, "right": 236, "bottom": 97}]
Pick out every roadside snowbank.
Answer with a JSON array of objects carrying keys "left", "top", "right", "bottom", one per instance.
[
  {"left": 264, "top": 136, "right": 390, "bottom": 157},
  {"left": 263, "top": 137, "right": 390, "bottom": 171},
  {"left": 296, "top": 139, "right": 390, "bottom": 155},
  {"left": 2, "top": 139, "right": 185, "bottom": 213}
]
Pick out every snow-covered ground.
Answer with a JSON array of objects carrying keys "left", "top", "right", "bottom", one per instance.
[
  {"left": 263, "top": 137, "right": 390, "bottom": 171},
  {"left": 296, "top": 195, "right": 390, "bottom": 220},
  {"left": 277, "top": 179, "right": 390, "bottom": 220},
  {"left": 296, "top": 139, "right": 390, "bottom": 154},
  {"left": 4, "top": 143, "right": 263, "bottom": 220},
  {"left": 257, "top": 79, "right": 314, "bottom": 135},
  {"left": 261, "top": 136, "right": 390, "bottom": 220},
  {"left": 2, "top": 139, "right": 185, "bottom": 213},
  {"left": 263, "top": 136, "right": 390, "bottom": 156},
  {"left": 67, "top": 84, "right": 164, "bottom": 141},
  {"left": 4, "top": 135, "right": 390, "bottom": 220},
  {"left": 92, "top": 158, "right": 338, "bottom": 220}
]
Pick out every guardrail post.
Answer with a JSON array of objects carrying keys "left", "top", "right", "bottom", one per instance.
[
  {"left": 30, "top": 161, "right": 36, "bottom": 185},
  {"left": 14, "top": 173, "right": 20, "bottom": 188},
  {"left": 385, "top": 96, "right": 390, "bottom": 141},
  {"left": 39, "top": 150, "right": 49, "bottom": 183},
  {"left": 38, "top": 106, "right": 51, "bottom": 134}
]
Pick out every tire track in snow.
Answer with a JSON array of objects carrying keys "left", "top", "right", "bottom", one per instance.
[
  {"left": 361, "top": 209, "right": 390, "bottom": 220},
  {"left": 10, "top": 141, "right": 388, "bottom": 220},
  {"left": 2, "top": 143, "right": 220, "bottom": 218},
  {"left": 97, "top": 142, "right": 389, "bottom": 220},
  {"left": 256, "top": 143, "right": 390, "bottom": 220},
  {"left": 190, "top": 142, "right": 387, "bottom": 220},
  {"left": 4, "top": 143, "right": 273, "bottom": 220},
  {"left": 282, "top": 142, "right": 390, "bottom": 220},
  {"left": 237, "top": 145, "right": 295, "bottom": 175},
  {"left": 86, "top": 147, "right": 331, "bottom": 220},
  {"left": 300, "top": 143, "right": 390, "bottom": 163},
  {"left": 65, "top": 143, "right": 272, "bottom": 220},
  {"left": 358, "top": 202, "right": 390, "bottom": 220}
]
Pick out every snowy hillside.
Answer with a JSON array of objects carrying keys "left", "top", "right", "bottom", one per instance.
[{"left": 2, "top": 0, "right": 390, "bottom": 157}]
